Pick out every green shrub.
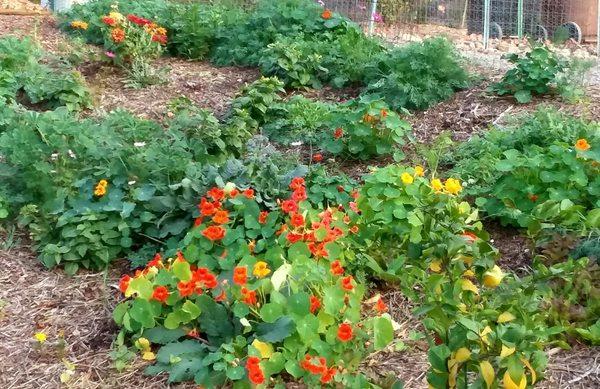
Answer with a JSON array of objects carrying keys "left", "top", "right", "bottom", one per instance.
[
  {"left": 362, "top": 38, "right": 470, "bottom": 110},
  {"left": 490, "top": 45, "right": 593, "bottom": 103}
]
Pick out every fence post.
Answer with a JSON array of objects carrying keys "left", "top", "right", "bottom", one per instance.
[
  {"left": 368, "top": 0, "right": 379, "bottom": 35},
  {"left": 517, "top": 0, "right": 524, "bottom": 38},
  {"left": 597, "top": 0, "right": 600, "bottom": 59},
  {"left": 483, "top": 0, "right": 491, "bottom": 49}
]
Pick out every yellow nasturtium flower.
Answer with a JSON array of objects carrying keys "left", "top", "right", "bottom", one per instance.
[
  {"left": 431, "top": 178, "right": 443, "bottom": 192},
  {"left": 483, "top": 265, "right": 505, "bottom": 288},
  {"left": 253, "top": 261, "right": 271, "bottom": 278},
  {"left": 401, "top": 172, "right": 414, "bottom": 185},
  {"left": 414, "top": 165, "right": 425, "bottom": 177},
  {"left": 444, "top": 178, "right": 463, "bottom": 195}
]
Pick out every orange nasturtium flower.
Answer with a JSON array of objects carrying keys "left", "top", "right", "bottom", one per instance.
[
  {"left": 202, "top": 225, "right": 226, "bottom": 241},
  {"left": 233, "top": 266, "right": 247, "bottom": 285},
  {"left": 575, "top": 138, "right": 591, "bottom": 151},
  {"left": 337, "top": 323, "right": 353, "bottom": 342},
  {"left": 212, "top": 210, "right": 230, "bottom": 224},
  {"left": 321, "top": 9, "right": 332, "bottom": 20},
  {"left": 111, "top": 28, "right": 126, "bottom": 43},
  {"left": 94, "top": 179, "right": 108, "bottom": 197},
  {"left": 151, "top": 286, "right": 169, "bottom": 303}
]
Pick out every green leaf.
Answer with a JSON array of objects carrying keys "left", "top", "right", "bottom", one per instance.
[
  {"left": 260, "top": 303, "right": 284, "bottom": 323},
  {"left": 182, "top": 301, "right": 201, "bottom": 320},
  {"left": 173, "top": 260, "right": 192, "bottom": 282},
  {"left": 373, "top": 316, "right": 394, "bottom": 349},
  {"left": 143, "top": 327, "right": 186, "bottom": 344},
  {"left": 130, "top": 299, "right": 155, "bottom": 328},
  {"left": 514, "top": 90, "right": 532, "bottom": 103},
  {"left": 257, "top": 316, "right": 295, "bottom": 342}
]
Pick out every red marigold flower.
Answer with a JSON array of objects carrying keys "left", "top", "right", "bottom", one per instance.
[
  {"left": 212, "top": 210, "right": 230, "bottom": 224},
  {"left": 243, "top": 188, "right": 254, "bottom": 199},
  {"left": 119, "top": 275, "right": 131, "bottom": 294},
  {"left": 321, "top": 9, "right": 332, "bottom": 19},
  {"left": 258, "top": 211, "right": 268, "bottom": 224},
  {"left": 151, "top": 286, "right": 169, "bottom": 303},
  {"left": 207, "top": 187, "right": 225, "bottom": 201},
  {"left": 111, "top": 27, "right": 125, "bottom": 43},
  {"left": 310, "top": 295, "right": 321, "bottom": 313},
  {"left": 292, "top": 187, "right": 307, "bottom": 202},
  {"left": 334, "top": 127, "right": 343, "bottom": 139},
  {"left": 289, "top": 177, "right": 305, "bottom": 191},
  {"left": 290, "top": 212, "right": 304, "bottom": 228},
  {"left": 281, "top": 199, "right": 298, "bottom": 214},
  {"left": 152, "top": 34, "right": 167, "bottom": 44},
  {"left": 177, "top": 281, "right": 195, "bottom": 297},
  {"left": 102, "top": 16, "right": 116, "bottom": 26},
  {"left": 330, "top": 260, "right": 344, "bottom": 276},
  {"left": 233, "top": 266, "right": 247, "bottom": 286},
  {"left": 337, "top": 323, "right": 353, "bottom": 342},
  {"left": 341, "top": 275, "right": 354, "bottom": 291},
  {"left": 312, "top": 153, "right": 323, "bottom": 162},
  {"left": 286, "top": 232, "right": 304, "bottom": 244},
  {"left": 375, "top": 297, "right": 388, "bottom": 313},
  {"left": 202, "top": 225, "right": 226, "bottom": 241},
  {"left": 248, "top": 367, "right": 264, "bottom": 384}
]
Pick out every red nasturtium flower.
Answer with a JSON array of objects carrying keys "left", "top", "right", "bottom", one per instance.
[
  {"left": 177, "top": 281, "right": 195, "bottom": 297},
  {"left": 202, "top": 225, "right": 226, "bottom": 241},
  {"left": 330, "top": 260, "right": 344, "bottom": 276},
  {"left": 312, "top": 153, "right": 323, "bottom": 162},
  {"left": 333, "top": 127, "right": 344, "bottom": 139},
  {"left": 207, "top": 187, "right": 225, "bottom": 201},
  {"left": 194, "top": 217, "right": 203, "bottom": 227},
  {"left": 214, "top": 290, "right": 227, "bottom": 302},
  {"left": 147, "top": 253, "right": 163, "bottom": 268},
  {"left": 341, "top": 275, "right": 354, "bottom": 291},
  {"left": 286, "top": 232, "right": 304, "bottom": 244},
  {"left": 119, "top": 275, "right": 131, "bottom": 293},
  {"left": 199, "top": 198, "right": 218, "bottom": 216},
  {"left": 292, "top": 187, "right": 307, "bottom": 202},
  {"left": 375, "top": 297, "right": 388, "bottom": 313},
  {"left": 111, "top": 28, "right": 126, "bottom": 43},
  {"left": 289, "top": 177, "right": 305, "bottom": 190},
  {"left": 310, "top": 295, "right": 321, "bottom": 313},
  {"left": 151, "top": 286, "right": 169, "bottom": 303},
  {"left": 102, "top": 16, "right": 116, "bottom": 26},
  {"left": 337, "top": 323, "right": 353, "bottom": 342},
  {"left": 243, "top": 188, "right": 255, "bottom": 199},
  {"left": 202, "top": 273, "right": 218, "bottom": 289},
  {"left": 281, "top": 199, "right": 299, "bottom": 214},
  {"left": 290, "top": 212, "right": 305, "bottom": 228},
  {"left": 380, "top": 109, "right": 388, "bottom": 118},
  {"left": 241, "top": 287, "right": 257, "bottom": 305},
  {"left": 233, "top": 266, "right": 247, "bottom": 285},
  {"left": 320, "top": 367, "right": 337, "bottom": 383},
  {"left": 258, "top": 211, "right": 268, "bottom": 224},
  {"left": 321, "top": 9, "right": 332, "bottom": 19},
  {"left": 212, "top": 210, "right": 230, "bottom": 224}
]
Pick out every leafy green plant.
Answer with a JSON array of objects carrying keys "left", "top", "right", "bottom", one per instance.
[
  {"left": 228, "top": 77, "right": 285, "bottom": 130},
  {"left": 322, "top": 96, "right": 411, "bottom": 159},
  {"left": 490, "top": 45, "right": 593, "bottom": 103},
  {"left": 362, "top": 38, "right": 470, "bottom": 110}
]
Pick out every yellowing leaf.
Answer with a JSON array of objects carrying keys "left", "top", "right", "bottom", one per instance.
[
  {"left": 503, "top": 370, "right": 526, "bottom": 389},
  {"left": 142, "top": 351, "right": 156, "bottom": 361},
  {"left": 498, "top": 311, "right": 516, "bottom": 323},
  {"left": 461, "top": 279, "right": 479, "bottom": 295},
  {"left": 500, "top": 345, "right": 516, "bottom": 358},
  {"left": 480, "top": 326, "right": 493, "bottom": 346},
  {"left": 271, "top": 263, "right": 292, "bottom": 291},
  {"left": 252, "top": 339, "right": 274, "bottom": 359},
  {"left": 521, "top": 358, "right": 537, "bottom": 384},
  {"left": 479, "top": 360, "right": 495, "bottom": 388},
  {"left": 454, "top": 347, "right": 471, "bottom": 363},
  {"left": 135, "top": 337, "right": 151, "bottom": 352},
  {"left": 448, "top": 361, "right": 459, "bottom": 388},
  {"left": 60, "top": 370, "right": 74, "bottom": 383},
  {"left": 457, "top": 303, "right": 468, "bottom": 313},
  {"left": 462, "top": 269, "right": 475, "bottom": 277},
  {"left": 483, "top": 265, "right": 505, "bottom": 288},
  {"left": 429, "top": 260, "right": 442, "bottom": 273}
]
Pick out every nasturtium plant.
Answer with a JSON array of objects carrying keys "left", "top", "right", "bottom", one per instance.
[{"left": 113, "top": 180, "right": 395, "bottom": 386}]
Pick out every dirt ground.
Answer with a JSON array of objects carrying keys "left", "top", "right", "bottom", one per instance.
[{"left": 0, "top": 14, "right": 599, "bottom": 389}]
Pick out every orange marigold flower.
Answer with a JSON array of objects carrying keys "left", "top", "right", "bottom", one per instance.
[
  {"left": 289, "top": 177, "right": 305, "bottom": 190},
  {"left": 212, "top": 210, "right": 230, "bottom": 224},
  {"left": 341, "top": 275, "right": 354, "bottom": 291},
  {"left": 151, "top": 286, "right": 169, "bottom": 303},
  {"left": 119, "top": 275, "right": 131, "bottom": 294},
  {"left": 330, "top": 260, "right": 344, "bottom": 276},
  {"left": 313, "top": 153, "right": 323, "bottom": 162},
  {"left": 111, "top": 27, "right": 125, "bottom": 43},
  {"left": 375, "top": 297, "right": 388, "bottom": 313},
  {"left": 575, "top": 138, "right": 591, "bottom": 151},
  {"left": 207, "top": 187, "right": 225, "bottom": 201},
  {"left": 243, "top": 188, "right": 255, "bottom": 199},
  {"left": 310, "top": 295, "right": 321, "bottom": 313},
  {"left": 333, "top": 127, "right": 344, "bottom": 139},
  {"left": 321, "top": 9, "right": 332, "bottom": 19},
  {"left": 233, "top": 266, "right": 247, "bottom": 286},
  {"left": 258, "top": 211, "right": 269, "bottom": 224},
  {"left": 290, "top": 212, "right": 305, "bottom": 228},
  {"left": 177, "top": 281, "right": 195, "bottom": 297},
  {"left": 337, "top": 323, "right": 353, "bottom": 342},
  {"left": 202, "top": 225, "right": 226, "bottom": 241},
  {"left": 281, "top": 199, "right": 298, "bottom": 214}
]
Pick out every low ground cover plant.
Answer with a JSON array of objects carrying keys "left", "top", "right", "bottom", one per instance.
[
  {"left": 113, "top": 179, "right": 395, "bottom": 386},
  {"left": 490, "top": 45, "right": 593, "bottom": 103}
]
